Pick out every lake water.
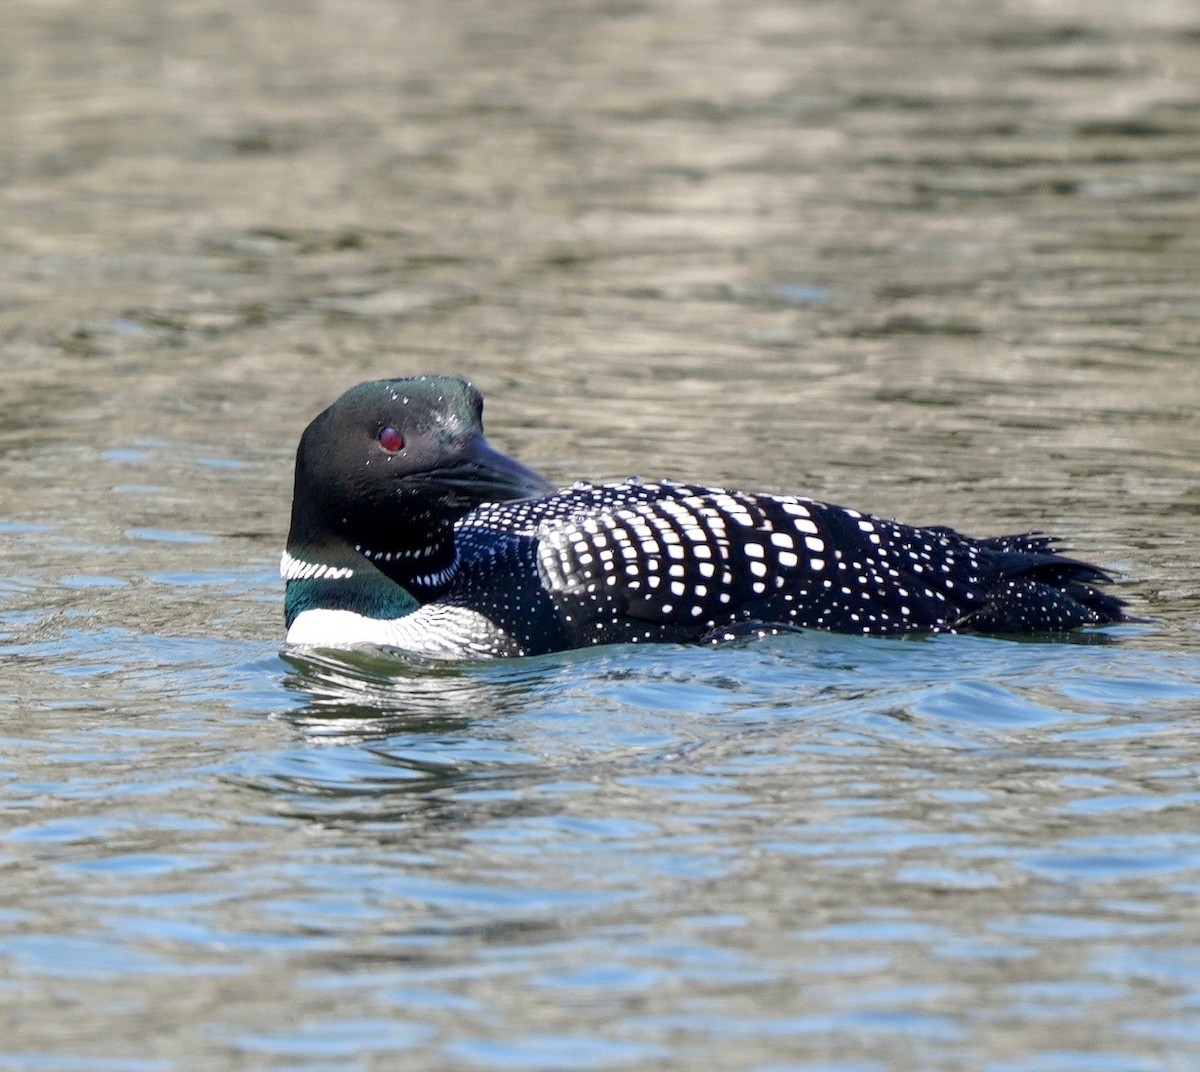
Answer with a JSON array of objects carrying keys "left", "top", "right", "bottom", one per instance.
[{"left": 3, "top": 0, "right": 1200, "bottom": 1069}]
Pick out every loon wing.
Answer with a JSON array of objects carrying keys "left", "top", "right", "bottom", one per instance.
[{"left": 531, "top": 483, "right": 1119, "bottom": 636}]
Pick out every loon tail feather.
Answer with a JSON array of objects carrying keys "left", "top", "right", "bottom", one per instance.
[
  {"left": 1002, "top": 555, "right": 1113, "bottom": 589},
  {"left": 953, "top": 568, "right": 1129, "bottom": 635},
  {"left": 972, "top": 531, "right": 1061, "bottom": 555},
  {"left": 1066, "top": 580, "right": 1129, "bottom": 625}
]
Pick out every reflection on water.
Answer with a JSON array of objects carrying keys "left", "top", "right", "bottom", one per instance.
[
  {"left": 281, "top": 648, "right": 496, "bottom": 736},
  {"left": 2, "top": 0, "right": 1200, "bottom": 1068}
]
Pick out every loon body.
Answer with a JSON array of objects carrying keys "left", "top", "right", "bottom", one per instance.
[{"left": 283, "top": 376, "right": 1128, "bottom": 658}]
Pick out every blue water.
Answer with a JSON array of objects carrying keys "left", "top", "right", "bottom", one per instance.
[
  {"left": 6, "top": 535, "right": 1200, "bottom": 1069},
  {"left": 5, "top": 0, "right": 1200, "bottom": 1066}
]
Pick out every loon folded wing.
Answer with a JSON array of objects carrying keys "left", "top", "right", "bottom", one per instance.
[{"left": 531, "top": 482, "right": 1122, "bottom": 637}]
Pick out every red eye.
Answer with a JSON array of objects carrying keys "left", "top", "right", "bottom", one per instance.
[{"left": 377, "top": 425, "right": 405, "bottom": 452}]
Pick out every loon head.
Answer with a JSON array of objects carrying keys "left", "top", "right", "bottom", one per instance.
[{"left": 286, "top": 375, "right": 554, "bottom": 569}]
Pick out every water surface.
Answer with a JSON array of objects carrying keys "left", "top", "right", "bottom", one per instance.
[{"left": 3, "top": 1, "right": 1200, "bottom": 1069}]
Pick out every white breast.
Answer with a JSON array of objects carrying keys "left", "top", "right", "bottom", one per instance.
[{"left": 286, "top": 605, "right": 522, "bottom": 659}]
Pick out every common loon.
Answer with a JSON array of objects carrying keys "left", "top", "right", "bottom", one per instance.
[{"left": 283, "top": 376, "right": 1128, "bottom": 658}]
